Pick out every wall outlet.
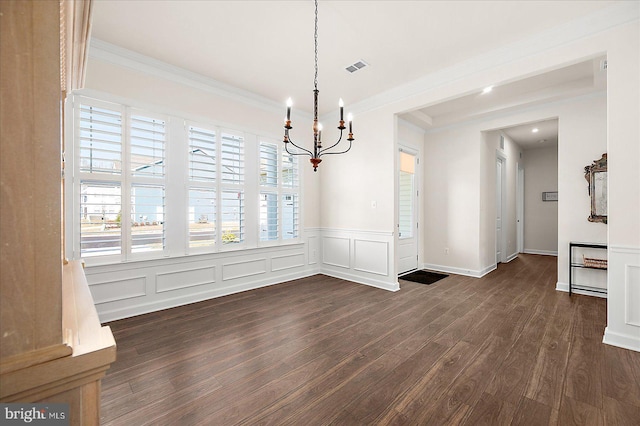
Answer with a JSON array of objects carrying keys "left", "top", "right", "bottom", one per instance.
[
  {"left": 371, "top": 201, "right": 377, "bottom": 209},
  {"left": 444, "top": 248, "right": 450, "bottom": 255}
]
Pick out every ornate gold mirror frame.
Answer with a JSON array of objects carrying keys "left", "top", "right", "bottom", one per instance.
[{"left": 584, "top": 153, "right": 607, "bottom": 224}]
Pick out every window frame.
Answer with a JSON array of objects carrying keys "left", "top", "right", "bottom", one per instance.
[
  {"left": 258, "top": 138, "right": 301, "bottom": 246},
  {"left": 67, "top": 93, "right": 302, "bottom": 266}
]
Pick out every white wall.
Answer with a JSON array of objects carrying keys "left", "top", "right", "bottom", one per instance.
[
  {"left": 523, "top": 145, "right": 559, "bottom": 255},
  {"left": 423, "top": 126, "right": 482, "bottom": 275}
]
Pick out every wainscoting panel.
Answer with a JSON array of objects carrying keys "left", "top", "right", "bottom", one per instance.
[
  {"left": 84, "top": 242, "right": 315, "bottom": 322},
  {"left": 322, "top": 237, "right": 351, "bottom": 269},
  {"left": 90, "top": 276, "right": 147, "bottom": 305},
  {"left": 222, "top": 258, "right": 267, "bottom": 281},
  {"left": 320, "top": 229, "right": 398, "bottom": 292},
  {"left": 156, "top": 266, "right": 215, "bottom": 293},
  {"left": 626, "top": 264, "right": 640, "bottom": 326},
  {"left": 603, "top": 245, "right": 640, "bottom": 352},
  {"left": 272, "top": 253, "right": 305, "bottom": 272},
  {"left": 353, "top": 239, "right": 388, "bottom": 276},
  {"left": 85, "top": 230, "right": 400, "bottom": 322}
]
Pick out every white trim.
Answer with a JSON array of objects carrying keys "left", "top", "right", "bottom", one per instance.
[
  {"left": 155, "top": 265, "right": 216, "bottom": 293},
  {"left": 221, "top": 258, "right": 268, "bottom": 281},
  {"left": 625, "top": 264, "right": 640, "bottom": 327},
  {"left": 555, "top": 281, "right": 607, "bottom": 299},
  {"left": 321, "top": 270, "right": 399, "bottom": 292},
  {"left": 524, "top": 249, "right": 558, "bottom": 256},
  {"left": 506, "top": 252, "right": 519, "bottom": 263},
  {"left": 317, "top": 228, "right": 394, "bottom": 238},
  {"left": 271, "top": 253, "right": 305, "bottom": 272},
  {"left": 422, "top": 263, "right": 496, "bottom": 278},
  {"left": 423, "top": 91, "right": 606, "bottom": 135},
  {"left": 353, "top": 239, "right": 389, "bottom": 276},
  {"left": 397, "top": 118, "right": 427, "bottom": 135},
  {"left": 89, "top": 39, "right": 312, "bottom": 121},
  {"left": 610, "top": 245, "right": 640, "bottom": 254},
  {"left": 603, "top": 327, "right": 640, "bottom": 352}
]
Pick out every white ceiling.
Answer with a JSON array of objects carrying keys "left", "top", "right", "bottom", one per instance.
[
  {"left": 401, "top": 56, "right": 607, "bottom": 131},
  {"left": 502, "top": 119, "right": 559, "bottom": 150},
  {"left": 90, "top": 0, "right": 617, "bottom": 116}
]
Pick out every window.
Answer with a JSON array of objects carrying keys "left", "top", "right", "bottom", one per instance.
[
  {"left": 282, "top": 193, "right": 299, "bottom": 239},
  {"left": 74, "top": 98, "right": 166, "bottom": 260},
  {"left": 220, "top": 132, "right": 245, "bottom": 244},
  {"left": 221, "top": 190, "right": 244, "bottom": 244},
  {"left": 80, "top": 182, "right": 121, "bottom": 257},
  {"left": 70, "top": 95, "right": 300, "bottom": 263},
  {"left": 78, "top": 104, "right": 122, "bottom": 175},
  {"left": 189, "top": 188, "right": 216, "bottom": 248},
  {"left": 282, "top": 150, "right": 299, "bottom": 188},
  {"left": 188, "top": 125, "right": 217, "bottom": 248},
  {"left": 258, "top": 140, "right": 300, "bottom": 243},
  {"left": 260, "top": 143, "right": 278, "bottom": 187},
  {"left": 398, "top": 151, "right": 415, "bottom": 239},
  {"left": 260, "top": 192, "right": 278, "bottom": 241}
]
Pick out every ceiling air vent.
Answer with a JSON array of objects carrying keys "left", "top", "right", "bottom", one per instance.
[{"left": 345, "top": 60, "right": 368, "bottom": 73}]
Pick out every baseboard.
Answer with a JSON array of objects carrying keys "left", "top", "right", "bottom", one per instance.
[
  {"left": 322, "top": 269, "right": 400, "bottom": 292},
  {"left": 506, "top": 252, "right": 518, "bottom": 263},
  {"left": 603, "top": 327, "right": 640, "bottom": 352},
  {"left": 422, "top": 263, "right": 495, "bottom": 278},
  {"left": 555, "top": 281, "right": 607, "bottom": 299},
  {"left": 524, "top": 249, "right": 558, "bottom": 256}
]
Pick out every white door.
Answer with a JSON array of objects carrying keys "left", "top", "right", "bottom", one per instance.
[
  {"left": 496, "top": 157, "right": 505, "bottom": 263},
  {"left": 398, "top": 149, "right": 418, "bottom": 274},
  {"left": 517, "top": 164, "right": 524, "bottom": 253}
]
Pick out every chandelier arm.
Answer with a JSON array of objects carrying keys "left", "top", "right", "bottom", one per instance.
[
  {"left": 318, "top": 138, "right": 353, "bottom": 157},
  {"left": 317, "top": 130, "right": 344, "bottom": 156},
  {"left": 285, "top": 138, "right": 313, "bottom": 157}
]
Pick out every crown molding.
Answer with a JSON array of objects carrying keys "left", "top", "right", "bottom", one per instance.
[
  {"left": 422, "top": 90, "right": 606, "bottom": 135},
  {"left": 349, "top": 1, "right": 639, "bottom": 116},
  {"left": 397, "top": 117, "right": 427, "bottom": 135},
  {"left": 88, "top": 38, "right": 312, "bottom": 120}
]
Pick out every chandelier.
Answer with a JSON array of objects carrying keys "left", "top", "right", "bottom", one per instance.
[{"left": 283, "top": 0, "right": 354, "bottom": 172}]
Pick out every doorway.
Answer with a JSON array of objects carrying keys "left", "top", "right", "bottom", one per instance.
[
  {"left": 496, "top": 152, "right": 507, "bottom": 264},
  {"left": 398, "top": 148, "right": 419, "bottom": 274}
]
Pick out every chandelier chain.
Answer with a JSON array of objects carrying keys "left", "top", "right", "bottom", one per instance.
[{"left": 314, "top": 0, "right": 318, "bottom": 92}]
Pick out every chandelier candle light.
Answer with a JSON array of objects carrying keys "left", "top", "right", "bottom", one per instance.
[{"left": 283, "top": 0, "right": 354, "bottom": 172}]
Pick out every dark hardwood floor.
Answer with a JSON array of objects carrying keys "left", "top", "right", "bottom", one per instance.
[{"left": 101, "top": 254, "right": 640, "bottom": 425}]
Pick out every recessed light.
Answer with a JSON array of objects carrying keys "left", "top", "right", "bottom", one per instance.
[
  {"left": 532, "top": 128, "right": 539, "bottom": 133},
  {"left": 482, "top": 86, "right": 493, "bottom": 94}
]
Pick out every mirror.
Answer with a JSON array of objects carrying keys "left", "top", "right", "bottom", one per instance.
[{"left": 584, "top": 153, "right": 607, "bottom": 224}]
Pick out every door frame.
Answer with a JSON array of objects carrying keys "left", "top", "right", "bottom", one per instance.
[
  {"left": 496, "top": 150, "right": 507, "bottom": 264},
  {"left": 517, "top": 163, "right": 524, "bottom": 253},
  {"left": 397, "top": 145, "right": 420, "bottom": 275}
]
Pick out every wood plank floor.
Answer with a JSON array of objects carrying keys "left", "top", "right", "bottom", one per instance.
[{"left": 101, "top": 254, "right": 640, "bottom": 425}]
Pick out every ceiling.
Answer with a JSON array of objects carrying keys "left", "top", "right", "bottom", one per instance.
[
  {"left": 90, "top": 0, "right": 617, "bottom": 116},
  {"left": 502, "top": 119, "right": 559, "bottom": 151},
  {"left": 401, "top": 56, "right": 607, "bottom": 131}
]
